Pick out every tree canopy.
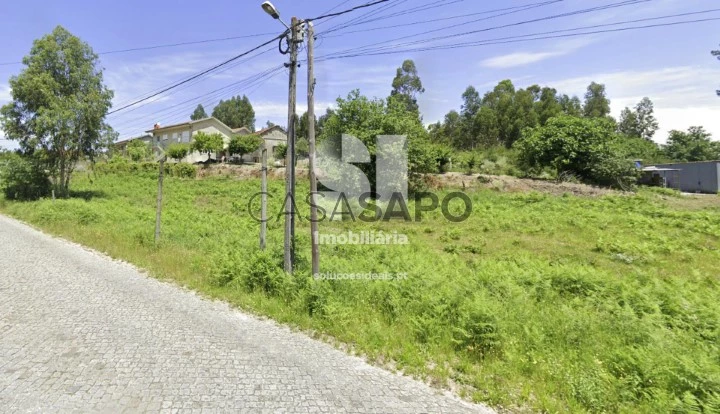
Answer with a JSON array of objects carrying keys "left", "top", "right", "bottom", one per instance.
[
  {"left": 663, "top": 127, "right": 719, "bottom": 162},
  {"left": 0, "top": 26, "right": 115, "bottom": 197},
  {"left": 515, "top": 116, "right": 638, "bottom": 187},
  {"left": 126, "top": 139, "right": 151, "bottom": 162},
  {"left": 191, "top": 131, "right": 224, "bottom": 161},
  {"left": 583, "top": 82, "right": 611, "bottom": 118},
  {"left": 212, "top": 95, "right": 256, "bottom": 131},
  {"left": 228, "top": 134, "right": 263, "bottom": 161},
  {"left": 190, "top": 104, "right": 208, "bottom": 121},
  {"left": 618, "top": 97, "right": 659, "bottom": 140},
  {"left": 390, "top": 59, "right": 425, "bottom": 113}
]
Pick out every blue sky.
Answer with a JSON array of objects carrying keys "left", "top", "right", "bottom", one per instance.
[{"left": 1, "top": 0, "right": 718, "bottom": 148}]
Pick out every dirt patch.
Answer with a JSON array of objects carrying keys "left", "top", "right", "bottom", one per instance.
[
  {"left": 427, "top": 172, "right": 619, "bottom": 197},
  {"left": 196, "top": 164, "right": 617, "bottom": 197},
  {"left": 197, "top": 164, "right": 312, "bottom": 180}
]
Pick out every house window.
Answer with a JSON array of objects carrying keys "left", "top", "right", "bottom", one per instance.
[
  {"left": 182, "top": 131, "right": 190, "bottom": 143},
  {"left": 162, "top": 134, "right": 168, "bottom": 141}
]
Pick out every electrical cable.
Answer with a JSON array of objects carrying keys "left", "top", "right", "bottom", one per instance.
[{"left": 107, "top": 33, "right": 287, "bottom": 115}]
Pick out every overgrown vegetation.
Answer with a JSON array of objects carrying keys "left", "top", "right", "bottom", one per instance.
[
  {"left": 228, "top": 134, "right": 263, "bottom": 162},
  {"left": 0, "top": 151, "right": 51, "bottom": 200},
  {"left": 0, "top": 26, "right": 115, "bottom": 197},
  {"left": 2, "top": 172, "right": 718, "bottom": 413}
]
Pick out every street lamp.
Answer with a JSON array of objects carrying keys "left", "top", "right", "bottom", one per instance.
[{"left": 261, "top": 1, "right": 290, "bottom": 30}]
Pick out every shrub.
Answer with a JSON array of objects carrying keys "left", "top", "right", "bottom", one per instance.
[
  {"left": 171, "top": 163, "right": 197, "bottom": 179},
  {"left": 166, "top": 143, "right": 190, "bottom": 161},
  {"left": 515, "top": 116, "right": 637, "bottom": 187},
  {"left": 273, "top": 143, "right": 287, "bottom": 162},
  {"left": 126, "top": 139, "right": 151, "bottom": 162},
  {"left": 0, "top": 153, "right": 51, "bottom": 200}
]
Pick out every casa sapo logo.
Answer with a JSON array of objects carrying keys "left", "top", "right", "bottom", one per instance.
[{"left": 247, "top": 135, "right": 472, "bottom": 223}]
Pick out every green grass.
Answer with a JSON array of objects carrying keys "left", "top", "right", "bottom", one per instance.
[{"left": 2, "top": 171, "right": 720, "bottom": 413}]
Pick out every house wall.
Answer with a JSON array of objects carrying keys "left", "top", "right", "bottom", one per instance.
[
  {"left": 150, "top": 118, "right": 233, "bottom": 163},
  {"left": 241, "top": 128, "right": 288, "bottom": 163},
  {"left": 651, "top": 161, "right": 720, "bottom": 193}
]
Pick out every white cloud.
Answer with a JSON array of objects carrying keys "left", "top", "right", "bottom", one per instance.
[
  {"left": 481, "top": 38, "right": 595, "bottom": 69},
  {"left": 547, "top": 66, "right": 720, "bottom": 143},
  {"left": 481, "top": 51, "right": 565, "bottom": 69}
]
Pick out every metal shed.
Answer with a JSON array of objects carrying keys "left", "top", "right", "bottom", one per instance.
[{"left": 647, "top": 161, "right": 720, "bottom": 194}]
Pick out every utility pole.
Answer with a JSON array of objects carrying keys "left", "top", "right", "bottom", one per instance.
[
  {"left": 284, "top": 16, "right": 300, "bottom": 274},
  {"left": 155, "top": 156, "right": 166, "bottom": 244},
  {"left": 260, "top": 148, "right": 267, "bottom": 250},
  {"left": 306, "top": 21, "right": 319, "bottom": 276}
]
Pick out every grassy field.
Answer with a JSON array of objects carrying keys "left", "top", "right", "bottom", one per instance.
[{"left": 1, "top": 170, "right": 719, "bottom": 413}]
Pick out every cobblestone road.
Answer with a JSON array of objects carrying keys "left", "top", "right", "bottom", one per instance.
[{"left": 0, "top": 215, "right": 493, "bottom": 413}]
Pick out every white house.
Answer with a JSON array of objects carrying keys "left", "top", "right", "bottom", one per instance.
[{"left": 143, "top": 117, "right": 286, "bottom": 164}]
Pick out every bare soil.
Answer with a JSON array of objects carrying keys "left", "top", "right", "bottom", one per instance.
[{"left": 197, "top": 164, "right": 619, "bottom": 197}]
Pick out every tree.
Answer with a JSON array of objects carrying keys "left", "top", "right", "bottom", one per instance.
[
  {"left": 619, "top": 98, "right": 658, "bottom": 141},
  {"left": 430, "top": 110, "right": 462, "bottom": 146},
  {"left": 297, "top": 111, "right": 317, "bottom": 141},
  {"left": 0, "top": 26, "right": 114, "bottom": 197},
  {"left": 212, "top": 95, "right": 255, "bottom": 130},
  {"left": 273, "top": 143, "right": 287, "bottom": 163},
  {"left": 634, "top": 98, "right": 659, "bottom": 140},
  {"left": 473, "top": 106, "right": 499, "bottom": 148},
  {"left": 191, "top": 131, "right": 224, "bottom": 161},
  {"left": 228, "top": 134, "right": 263, "bottom": 162},
  {"left": 481, "top": 80, "right": 538, "bottom": 147},
  {"left": 166, "top": 143, "right": 190, "bottom": 161},
  {"left": 618, "top": 107, "right": 640, "bottom": 137},
  {"left": 583, "top": 82, "right": 611, "bottom": 118},
  {"left": 319, "top": 89, "right": 437, "bottom": 191},
  {"left": 559, "top": 94, "right": 583, "bottom": 117},
  {"left": 664, "top": 127, "right": 720, "bottom": 162},
  {"left": 390, "top": 59, "right": 425, "bottom": 113},
  {"left": 515, "top": 116, "right": 637, "bottom": 187},
  {"left": 460, "top": 86, "right": 482, "bottom": 120},
  {"left": 536, "top": 87, "right": 563, "bottom": 125},
  {"left": 190, "top": 104, "right": 207, "bottom": 120},
  {"left": 126, "top": 139, "right": 151, "bottom": 162}
]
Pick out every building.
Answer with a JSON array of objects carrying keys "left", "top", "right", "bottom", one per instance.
[
  {"left": 142, "top": 117, "right": 286, "bottom": 164},
  {"left": 232, "top": 124, "right": 288, "bottom": 163},
  {"left": 114, "top": 134, "right": 153, "bottom": 154},
  {"left": 643, "top": 161, "right": 720, "bottom": 193}
]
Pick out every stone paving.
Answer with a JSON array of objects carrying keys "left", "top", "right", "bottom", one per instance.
[{"left": 0, "top": 215, "right": 494, "bottom": 413}]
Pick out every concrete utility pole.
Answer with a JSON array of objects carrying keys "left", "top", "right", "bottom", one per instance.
[
  {"left": 284, "top": 16, "right": 300, "bottom": 273},
  {"left": 306, "top": 21, "right": 320, "bottom": 276},
  {"left": 260, "top": 148, "right": 267, "bottom": 250}
]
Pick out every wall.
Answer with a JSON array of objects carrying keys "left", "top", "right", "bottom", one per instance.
[
  {"left": 150, "top": 119, "right": 234, "bottom": 163},
  {"left": 652, "top": 161, "right": 720, "bottom": 193}
]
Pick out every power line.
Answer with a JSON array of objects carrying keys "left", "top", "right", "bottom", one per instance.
[
  {"left": 320, "top": 0, "right": 647, "bottom": 58},
  {"left": 313, "top": 0, "right": 357, "bottom": 26},
  {"left": 0, "top": 32, "right": 278, "bottom": 66},
  {"left": 306, "top": 0, "right": 393, "bottom": 22},
  {"left": 106, "top": 0, "right": 394, "bottom": 116},
  {"left": 107, "top": 34, "right": 286, "bottom": 115},
  {"left": 108, "top": 44, "right": 276, "bottom": 114},
  {"left": 321, "top": 0, "right": 463, "bottom": 35},
  {"left": 319, "top": 0, "right": 565, "bottom": 38},
  {"left": 316, "top": 15, "right": 719, "bottom": 60},
  {"left": 111, "top": 65, "right": 285, "bottom": 134},
  {"left": 321, "top": 0, "right": 412, "bottom": 33}
]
